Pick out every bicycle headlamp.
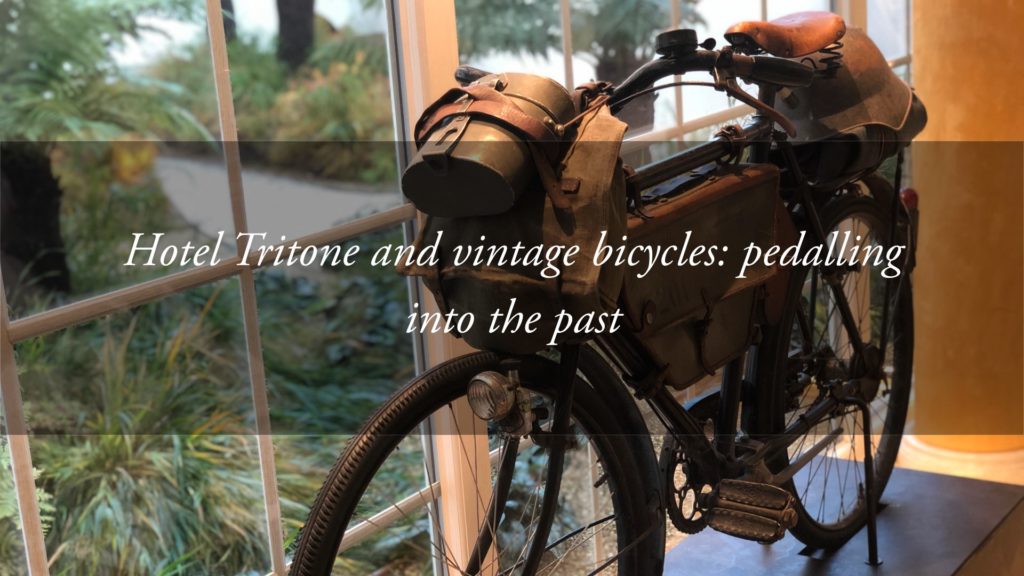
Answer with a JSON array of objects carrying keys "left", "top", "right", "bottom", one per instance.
[{"left": 467, "top": 371, "right": 516, "bottom": 421}]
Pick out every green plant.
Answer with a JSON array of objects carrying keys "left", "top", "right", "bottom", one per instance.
[
  {"left": 147, "top": 23, "right": 398, "bottom": 182},
  {"left": 14, "top": 248, "right": 416, "bottom": 573},
  {"left": 256, "top": 230, "right": 415, "bottom": 544},
  {"left": 264, "top": 49, "right": 396, "bottom": 182},
  {"left": 0, "top": 0, "right": 210, "bottom": 142},
  {"left": 256, "top": 230, "right": 414, "bottom": 436},
  {"left": 455, "top": 0, "right": 703, "bottom": 82},
  {"left": 0, "top": 441, "right": 56, "bottom": 576},
  {"left": 51, "top": 143, "right": 176, "bottom": 295},
  {"left": 0, "top": 0, "right": 215, "bottom": 315},
  {"left": 18, "top": 286, "right": 272, "bottom": 575}
]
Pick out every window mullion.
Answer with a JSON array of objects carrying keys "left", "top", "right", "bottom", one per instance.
[
  {"left": 560, "top": 0, "right": 574, "bottom": 88},
  {"left": 204, "top": 2, "right": 287, "bottom": 574},
  {"left": 834, "top": 0, "right": 868, "bottom": 29},
  {"left": 1, "top": 280, "right": 50, "bottom": 575}
]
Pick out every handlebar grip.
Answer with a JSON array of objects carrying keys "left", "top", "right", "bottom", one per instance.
[{"left": 744, "top": 56, "right": 815, "bottom": 88}]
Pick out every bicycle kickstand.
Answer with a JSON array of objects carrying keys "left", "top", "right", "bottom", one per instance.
[{"left": 844, "top": 395, "right": 882, "bottom": 567}]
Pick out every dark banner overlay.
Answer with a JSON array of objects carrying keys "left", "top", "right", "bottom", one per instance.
[{"left": 1, "top": 141, "right": 1020, "bottom": 435}]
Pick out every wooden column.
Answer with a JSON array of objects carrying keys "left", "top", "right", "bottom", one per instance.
[
  {"left": 910, "top": 0, "right": 1024, "bottom": 452},
  {"left": 393, "top": 1, "right": 494, "bottom": 571}
]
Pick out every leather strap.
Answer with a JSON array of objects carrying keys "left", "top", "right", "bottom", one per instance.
[
  {"left": 528, "top": 142, "right": 572, "bottom": 211},
  {"left": 414, "top": 85, "right": 560, "bottom": 158}
]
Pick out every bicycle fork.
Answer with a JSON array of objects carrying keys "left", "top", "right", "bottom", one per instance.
[{"left": 465, "top": 344, "right": 581, "bottom": 576}]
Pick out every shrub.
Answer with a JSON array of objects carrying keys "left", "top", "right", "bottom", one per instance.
[
  {"left": 147, "top": 27, "right": 398, "bottom": 183},
  {"left": 18, "top": 286, "right": 271, "bottom": 575},
  {"left": 0, "top": 442, "right": 55, "bottom": 576},
  {"left": 265, "top": 53, "right": 396, "bottom": 183}
]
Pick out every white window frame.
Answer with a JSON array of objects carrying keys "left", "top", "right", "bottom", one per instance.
[{"left": 0, "top": 1, "right": 912, "bottom": 574}]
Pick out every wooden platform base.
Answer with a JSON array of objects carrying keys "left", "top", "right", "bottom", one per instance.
[{"left": 664, "top": 467, "right": 1024, "bottom": 575}]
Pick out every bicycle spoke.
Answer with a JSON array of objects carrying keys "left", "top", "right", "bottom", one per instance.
[{"left": 779, "top": 207, "right": 908, "bottom": 533}]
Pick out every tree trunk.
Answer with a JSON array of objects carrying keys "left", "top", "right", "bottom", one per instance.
[
  {"left": 221, "top": 0, "right": 236, "bottom": 43},
  {"left": 0, "top": 143, "right": 72, "bottom": 294},
  {"left": 276, "top": 0, "right": 315, "bottom": 70}
]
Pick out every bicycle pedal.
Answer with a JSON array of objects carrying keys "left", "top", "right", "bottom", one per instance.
[{"left": 706, "top": 479, "right": 797, "bottom": 543}]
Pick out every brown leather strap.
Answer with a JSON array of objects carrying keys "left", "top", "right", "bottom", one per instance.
[
  {"left": 414, "top": 85, "right": 559, "bottom": 152},
  {"left": 528, "top": 142, "right": 572, "bottom": 211}
]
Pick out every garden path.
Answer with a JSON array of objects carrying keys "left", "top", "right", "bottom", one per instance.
[{"left": 154, "top": 155, "right": 400, "bottom": 247}]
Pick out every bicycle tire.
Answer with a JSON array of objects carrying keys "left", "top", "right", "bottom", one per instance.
[
  {"left": 288, "top": 351, "right": 663, "bottom": 575},
  {"left": 753, "top": 190, "right": 914, "bottom": 549}
]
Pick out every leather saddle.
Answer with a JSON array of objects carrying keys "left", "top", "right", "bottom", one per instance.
[{"left": 725, "top": 11, "right": 846, "bottom": 58}]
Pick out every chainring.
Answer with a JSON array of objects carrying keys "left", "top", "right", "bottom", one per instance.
[
  {"left": 661, "top": 437, "right": 711, "bottom": 534},
  {"left": 658, "top": 390, "right": 720, "bottom": 534}
]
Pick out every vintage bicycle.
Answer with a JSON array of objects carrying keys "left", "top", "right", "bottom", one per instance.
[{"left": 289, "top": 11, "right": 926, "bottom": 576}]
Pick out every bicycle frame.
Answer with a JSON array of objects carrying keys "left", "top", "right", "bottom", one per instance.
[{"left": 587, "top": 82, "right": 898, "bottom": 488}]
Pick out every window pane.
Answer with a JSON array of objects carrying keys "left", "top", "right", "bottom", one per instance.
[
  {"left": 0, "top": 425, "right": 28, "bottom": 575},
  {"left": 14, "top": 278, "right": 272, "bottom": 575},
  {"left": 868, "top": 0, "right": 909, "bottom": 59},
  {"left": 570, "top": 0, "right": 686, "bottom": 134},
  {"left": 672, "top": 0, "right": 761, "bottom": 124},
  {"left": 224, "top": 0, "right": 402, "bottom": 238},
  {"left": 455, "top": 0, "right": 565, "bottom": 85},
  {"left": 254, "top": 226, "right": 416, "bottom": 550},
  {"left": 1, "top": 2, "right": 230, "bottom": 319},
  {"left": 766, "top": 0, "right": 829, "bottom": 21}
]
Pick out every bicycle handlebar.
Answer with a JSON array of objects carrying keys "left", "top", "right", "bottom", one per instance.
[{"left": 607, "top": 49, "right": 813, "bottom": 108}]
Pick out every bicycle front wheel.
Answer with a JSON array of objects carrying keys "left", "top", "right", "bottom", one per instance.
[{"left": 288, "top": 351, "right": 663, "bottom": 575}]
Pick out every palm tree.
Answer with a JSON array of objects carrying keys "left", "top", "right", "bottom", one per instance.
[{"left": 455, "top": 0, "right": 703, "bottom": 127}]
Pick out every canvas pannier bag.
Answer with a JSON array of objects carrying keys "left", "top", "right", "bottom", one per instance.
[
  {"left": 621, "top": 163, "right": 794, "bottom": 390},
  {"left": 399, "top": 87, "right": 629, "bottom": 354}
]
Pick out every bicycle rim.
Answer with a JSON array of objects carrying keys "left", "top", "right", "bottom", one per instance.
[
  {"left": 758, "top": 193, "right": 913, "bottom": 545},
  {"left": 288, "top": 353, "right": 655, "bottom": 576}
]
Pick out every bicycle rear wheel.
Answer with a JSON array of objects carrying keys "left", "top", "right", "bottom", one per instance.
[
  {"left": 288, "top": 351, "right": 663, "bottom": 575},
  {"left": 754, "top": 190, "right": 913, "bottom": 549}
]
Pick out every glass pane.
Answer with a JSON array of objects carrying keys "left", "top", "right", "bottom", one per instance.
[
  {"left": 224, "top": 0, "right": 402, "bottom": 239},
  {"left": 766, "top": 0, "right": 830, "bottom": 21},
  {"left": 868, "top": 0, "right": 909, "bottom": 59},
  {"left": 0, "top": 417, "right": 29, "bottom": 575},
  {"left": 570, "top": 0, "right": 686, "bottom": 135},
  {"left": 672, "top": 0, "right": 762, "bottom": 125},
  {"left": 14, "top": 278, "right": 272, "bottom": 575},
  {"left": 254, "top": 226, "right": 416, "bottom": 550},
  {"left": 455, "top": 0, "right": 565, "bottom": 85},
  {"left": 692, "top": 0, "right": 761, "bottom": 51},
  {"left": 1, "top": 2, "right": 230, "bottom": 318},
  {"left": 893, "top": 62, "right": 910, "bottom": 83}
]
